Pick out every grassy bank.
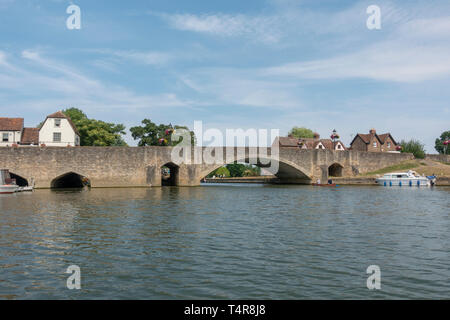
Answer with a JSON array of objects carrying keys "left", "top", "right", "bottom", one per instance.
[{"left": 361, "top": 159, "right": 450, "bottom": 177}]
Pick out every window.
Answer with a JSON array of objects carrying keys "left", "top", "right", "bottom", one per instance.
[
  {"left": 373, "top": 142, "right": 377, "bottom": 148},
  {"left": 53, "top": 132, "right": 61, "bottom": 142},
  {"left": 387, "top": 142, "right": 391, "bottom": 148},
  {"left": 2, "top": 133, "right": 8, "bottom": 142},
  {"left": 54, "top": 119, "right": 61, "bottom": 128}
]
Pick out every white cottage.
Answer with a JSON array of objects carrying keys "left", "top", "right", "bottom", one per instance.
[
  {"left": 39, "top": 111, "right": 80, "bottom": 147},
  {"left": 0, "top": 118, "right": 24, "bottom": 146}
]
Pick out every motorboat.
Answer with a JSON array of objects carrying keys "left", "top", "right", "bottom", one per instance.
[
  {"left": 375, "top": 170, "right": 431, "bottom": 187},
  {"left": 0, "top": 169, "right": 19, "bottom": 194}
]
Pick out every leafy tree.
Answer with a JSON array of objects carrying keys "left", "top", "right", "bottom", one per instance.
[
  {"left": 207, "top": 166, "right": 231, "bottom": 178},
  {"left": 225, "top": 163, "right": 261, "bottom": 177},
  {"left": 226, "top": 163, "right": 247, "bottom": 177},
  {"left": 243, "top": 165, "right": 261, "bottom": 176},
  {"left": 435, "top": 130, "right": 450, "bottom": 154},
  {"left": 62, "top": 108, "right": 127, "bottom": 146},
  {"left": 288, "top": 127, "right": 315, "bottom": 139},
  {"left": 130, "top": 119, "right": 195, "bottom": 146},
  {"left": 400, "top": 139, "right": 426, "bottom": 159}
]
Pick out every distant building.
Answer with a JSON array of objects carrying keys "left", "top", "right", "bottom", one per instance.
[
  {"left": 39, "top": 111, "right": 80, "bottom": 147},
  {"left": 0, "top": 118, "right": 39, "bottom": 146},
  {"left": 0, "top": 118, "right": 24, "bottom": 146},
  {"left": 273, "top": 132, "right": 347, "bottom": 151},
  {"left": 350, "top": 129, "right": 397, "bottom": 152},
  {"left": 0, "top": 111, "right": 80, "bottom": 147}
]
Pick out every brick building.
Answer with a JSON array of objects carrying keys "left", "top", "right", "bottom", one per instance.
[{"left": 349, "top": 129, "right": 397, "bottom": 152}]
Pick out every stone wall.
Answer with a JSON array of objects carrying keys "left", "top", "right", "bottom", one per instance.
[{"left": 426, "top": 154, "right": 450, "bottom": 163}]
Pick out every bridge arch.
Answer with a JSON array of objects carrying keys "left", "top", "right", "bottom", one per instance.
[
  {"left": 328, "top": 163, "right": 344, "bottom": 177},
  {"left": 51, "top": 172, "right": 90, "bottom": 189},
  {"left": 161, "top": 162, "right": 179, "bottom": 186},
  {"left": 9, "top": 172, "right": 29, "bottom": 187},
  {"left": 199, "top": 156, "right": 311, "bottom": 183}
]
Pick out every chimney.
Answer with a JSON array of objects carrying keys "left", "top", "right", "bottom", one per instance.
[
  {"left": 313, "top": 132, "right": 320, "bottom": 139},
  {"left": 369, "top": 128, "right": 376, "bottom": 135}
]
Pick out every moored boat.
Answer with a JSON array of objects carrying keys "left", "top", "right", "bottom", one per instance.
[
  {"left": 0, "top": 169, "right": 19, "bottom": 194},
  {"left": 375, "top": 170, "right": 431, "bottom": 187}
]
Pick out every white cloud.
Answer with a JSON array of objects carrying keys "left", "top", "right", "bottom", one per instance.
[
  {"left": 263, "top": 13, "right": 450, "bottom": 83},
  {"left": 158, "top": 12, "right": 282, "bottom": 43},
  {"left": 178, "top": 70, "right": 303, "bottom": 109},
  {"left": 1, "top": 50, "right": 191, "bottom": 114}
]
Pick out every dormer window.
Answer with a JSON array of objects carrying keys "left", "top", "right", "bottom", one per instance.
[{"left": 55, "top": 119, "right": 61, "bottom": 128}]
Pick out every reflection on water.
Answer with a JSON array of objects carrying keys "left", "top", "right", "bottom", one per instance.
[{"left": 0, "top": 185, "right": 449, "bottom": 299}]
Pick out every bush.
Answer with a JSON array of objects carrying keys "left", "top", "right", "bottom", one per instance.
[{"left": 400, "top": 139, "right": 426, "bottom": 159}]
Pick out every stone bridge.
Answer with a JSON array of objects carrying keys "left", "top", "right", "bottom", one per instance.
[{"left": 0, "top": 146, "right": 414, "bottom": 188}]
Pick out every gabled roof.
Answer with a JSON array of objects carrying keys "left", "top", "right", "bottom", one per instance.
[
  {"left": 377, "top": 133, "right": 397, "bottom": 145},
  {"left": 41, "top": 111, "right": 80, "bottom": 136},
  {"left": 0, "top": 118, "right": 24, "bottom": 131},
  {"left": 350, "top": 133, "right": 382, "bottom": 146},
  {"left": 302, "top": 138, "right": 346, "bottom": 150},
  {"left": 21, "top": 128, "right": 39, "bottom": 144}
]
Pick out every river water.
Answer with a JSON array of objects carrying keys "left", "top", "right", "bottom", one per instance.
[{"left": 0, "top": 184, "right": 449, "bottom": 299}]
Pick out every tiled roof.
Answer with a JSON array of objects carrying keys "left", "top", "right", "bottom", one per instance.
[
  {"left": 350, "top": 132, "right": 382, "bottom": 146},
  {"left": 356, "top": 133, "right": 372, "bottom": 144},
  {"left": 46, "top": 111, "right": 67, "bottom": 118},
  {"left": 301, "top": 138, "right": 346, "bottom": 150},
  {"left": 21, "top": 128, "right": 39, "bottom": 144},
  {"left": 277, "top": 136, "right": 300, "bottom": 147},
  {"left": 377, "top": 133, "right": 396, "bottom": 145},
  {"left": 0, "top": 118, "right": 24, "bottom": 131},
  {"left": 43, "top": 111, "right": 80, "bottom": 136}
]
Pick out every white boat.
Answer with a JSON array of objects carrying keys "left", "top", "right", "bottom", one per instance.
[
  {"left": 16, "top": 186, "right": 34, "bottom": 192},
  {"left": 375, "top": 170, "right": 431, "bottom": 187},
  {"left": 0, "top": 169, "right": 19, "bottom": 194}
]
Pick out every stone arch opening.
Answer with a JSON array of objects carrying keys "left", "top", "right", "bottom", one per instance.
[
  {"left": 161, "top": 162, "right": 179, "bottom": 186},
  {"left": 9, "top": 173, "right": 28, "bottom": 187},
  {"left": 328, "top": 163, "right": 343, "bottom": 177},
  {"left": 200, "top": 157, "right": 311, "bottom": 184},
  {"left": 51, "top": 172, "right": 90, "bottom": 189}
]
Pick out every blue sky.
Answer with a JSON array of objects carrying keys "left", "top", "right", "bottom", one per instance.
[{"left": 0, "top": 0, "right": 449, "bottom": 151}]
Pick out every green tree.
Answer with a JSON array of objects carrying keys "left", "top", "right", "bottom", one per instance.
[
  {"left": 225, "top": 163, "right": 247, "bottom": 177},
  {"left": 435, "top": 130, "right": 450, "bottom": 154},
  {"left": 400, "top": 139, "right": 426, "bottom": 159},
  {"left": 288, "top": 127, "right": 315, "bottom": 139},
  {"left": 224, "top": 163, "right": 261, "bottom": 177},
  {"left": 130, "top": 119, "right": 195, "bottom": 146},
  {"left": 243, "top": 165, "right": 261, "bottom": 176},
  {"left": 62, "top": 108, "right": 127, "bottom": 146},
  {"left": 207, "top": 166, "right": 231, "bottom": 178}
]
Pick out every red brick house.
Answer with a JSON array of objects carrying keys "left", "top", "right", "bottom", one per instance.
[{"left": 350, "top": 129, "right": 397, "bottom": 152}]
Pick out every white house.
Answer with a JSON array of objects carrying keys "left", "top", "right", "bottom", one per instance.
[
  {"left": 0, "top": 118, "right": 24, "bottom": 146},
  {"left": 39, "top": 111, "right": 80, "bottom": 147}
]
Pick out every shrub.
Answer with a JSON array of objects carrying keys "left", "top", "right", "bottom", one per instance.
[{"left": 400, "top": 139, "right": 426, "bottom": 159}]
